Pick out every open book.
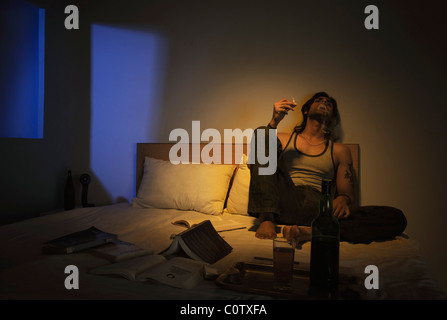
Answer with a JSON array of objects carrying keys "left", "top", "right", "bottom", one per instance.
[
  {"left": 42, "top": 226, "right": 118, "bottom": 254},
  {"left": 89, "top": 255, "right": 205, "bottom": 289},
  {"left": 171, "top": 216, "right": 246, "bottom": 232},
  {"left": 162, "top": 220, "right": 233, "bottom": 264},
  {"left": 89, "top": 239, "right": 153, "bottom": 262}
]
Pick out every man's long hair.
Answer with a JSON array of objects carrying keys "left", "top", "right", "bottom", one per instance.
[{"left": 294, "top": 92, "right": 340, "bottom": 141}]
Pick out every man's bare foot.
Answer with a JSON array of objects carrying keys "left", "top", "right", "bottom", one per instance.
[
  {"left": 283, "top": 225, "right": 312, "bottom": 242},
  {"left": 255, "top": 221, "right": 277, "bottom": 239}
]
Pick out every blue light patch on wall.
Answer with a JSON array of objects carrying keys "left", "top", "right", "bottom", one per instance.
[
  {"left": 37, "top": 8, "right": 45, "bottom": 138},
  {"left": 0, "top": 1, "right": 45, "bottom": 139},
  {"left": 91, "top": 24, "right": 168, "bottom": 203}
]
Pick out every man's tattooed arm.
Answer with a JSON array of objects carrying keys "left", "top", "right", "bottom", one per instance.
[{"left": 344, "top": 163, "right": 354, "bottom": 185}]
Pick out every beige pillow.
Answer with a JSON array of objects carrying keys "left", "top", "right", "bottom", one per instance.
[
  {"left": 132, "top": 157, "right": 236, "bottom": 215},
  {"left": 225, "top": 154, "right": 250, "bottom": 216}
]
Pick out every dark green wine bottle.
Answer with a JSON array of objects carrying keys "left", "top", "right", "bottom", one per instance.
[{"left": 309, "top": 179, "right": 340, "bottom": 299}]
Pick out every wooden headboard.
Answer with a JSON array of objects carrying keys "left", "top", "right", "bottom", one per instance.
[{"left": 136, "top": 143, "right": 360, "bottom": 206}]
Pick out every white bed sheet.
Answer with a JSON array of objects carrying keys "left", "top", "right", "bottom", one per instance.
[{"left": 0, "top": 203, "right": 445, "bottom": 300}]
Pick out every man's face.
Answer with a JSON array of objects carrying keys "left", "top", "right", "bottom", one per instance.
[{"left": 308, "top": 96, "right": 334, "bottom": 120}]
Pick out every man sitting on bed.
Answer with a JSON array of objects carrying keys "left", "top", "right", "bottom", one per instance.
[{"left": 248, "top": 92, "right": 407, "bottom": 243}]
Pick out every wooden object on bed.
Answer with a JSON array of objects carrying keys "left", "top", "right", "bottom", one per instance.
[{"left": 136, "top": 143, "right": 360, "bottom": 207}]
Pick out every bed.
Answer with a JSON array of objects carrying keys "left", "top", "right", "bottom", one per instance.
[{"left": 0, "top": 142, "right": 445, "bottom": 300}]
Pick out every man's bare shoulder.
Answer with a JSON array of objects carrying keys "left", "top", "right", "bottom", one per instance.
[{"left": 333, "top": 142, "right": 352, "bottom": 162}]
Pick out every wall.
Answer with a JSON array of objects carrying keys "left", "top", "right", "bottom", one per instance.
[
  {"left": 0, "top": 0, "right": 92, "bottom": 222},
  {"left": 1, "top": 0, "right": 446, "bottom": 291},
  {"left": 0, "top": 0, "right": 44, "bottom": 139}
]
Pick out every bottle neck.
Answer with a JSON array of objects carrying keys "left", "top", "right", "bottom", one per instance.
[
  {"left": 319, "top": 179, "right": 333, "bottom": 215},
  {"left": 319, "top": 193, "right": 333, "bottom": 216}
]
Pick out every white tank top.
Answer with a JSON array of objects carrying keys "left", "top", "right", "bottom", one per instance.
[{"left": 281, "top": 130, "right": 335, "bottom": 192}]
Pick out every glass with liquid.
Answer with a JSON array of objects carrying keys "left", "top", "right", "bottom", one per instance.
[{"left": 273, "top": 237, "right": 296, "bottom": 291}]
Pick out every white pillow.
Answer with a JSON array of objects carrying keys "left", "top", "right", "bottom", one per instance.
[
  {"left": 132, "top": 157, "right": 236, "bottom": 215},
  {"left": 225, "top": 154, "right": 250, "bottom": 216}
]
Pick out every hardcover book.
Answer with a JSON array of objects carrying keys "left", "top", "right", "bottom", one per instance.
[{"left": 42, "top": 226, "right": 118, "bottom": 254}]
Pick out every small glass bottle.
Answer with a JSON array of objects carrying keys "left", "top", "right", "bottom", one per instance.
[
  {"left": 309, "top": 179, "right": 340, "bottom": 299},
  {"left": 64, "top": 170, "right": 75, "bottom": 210}
]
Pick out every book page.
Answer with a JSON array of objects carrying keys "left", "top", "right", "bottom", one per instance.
[
  {"left": 211, "top": 216, "right": 246, "bottom": 232},
  {"left": 90, "top": 254, "right": 166, "bottom": 280},
  {"left": 171, "top": 216, "right": 246, "bottom": 232},
  {"left": 171, "top": 218, "right": 201, "bottom": 228},
  {"left": 137, "top": 257, "right": 205, "bottom": 289},
  {"left": 90, "top": 240, "right": 153, "bottom": 262}
]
